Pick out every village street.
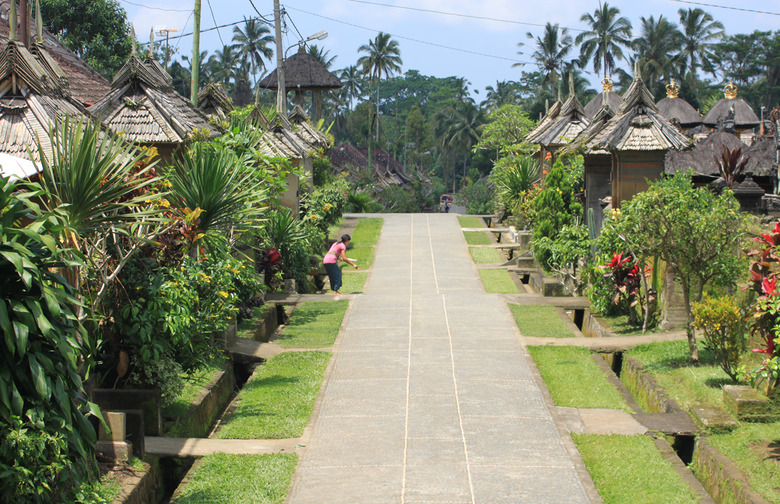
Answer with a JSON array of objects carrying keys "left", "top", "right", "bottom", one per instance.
[{"left": 287, "top": 214, "right": 594, "bottom": 503}]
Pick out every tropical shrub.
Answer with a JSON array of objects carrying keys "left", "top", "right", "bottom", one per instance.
[
  {"left": 491, "top": 155, "right": 540, "bottom": 217},
  {"left": 259, "top": 208, "right": 316, "bottom": 291},
  {"left": 0, "top": 177, "right": 103, "bottom": 501},
  {"left": 301, "top": 184, "right": 346, "bottom": 233},
  {"left": 532, "top": 159, "right": 583, "bottom": 268},
  {"left": 459, "top": 178, "right": 494, "bottom": 215},
  {"left": 533, "top": 224, "right": 590, "bottom": 294},
  {"left": 312, "top": 153, "right": 332, "bottom": 186},
  {"left": 692, "top": 296, "right": 748, "bottom": 382},
  {"left": 600, "top": 252, "right": 651, "bottom": 327}
]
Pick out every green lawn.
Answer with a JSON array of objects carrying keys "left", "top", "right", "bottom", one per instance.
[
  {"left": 236, "top": 305, "right": 272, "bottom": 340},
  {"left": 469, "top": 247, "right": 503, "bottom": 264},
  {"left": 464, "top": 231, "right": 492, "bottom": 245},
  {"left": 573, "top": 434, "right": 700, "bottom": 504},
  {"left": 217, "top": 351, "right": 331, "bottom": 439},
  {"left": 274, "top": 300, "right": 348, "bottom": 348},
  {"left": 510, "top": 304, "right": 574, "bottom": 338},
  {"left": 339, "top": 272, "right": 368, "bottom": 293},
  {"left": 343, "top": 246, "right": 375, "bottom": 268},
  {"left": 625, "top": 340, "right": 734, "bottom": 411},
  {"left": 351, "top": 218, "right": 383, "bottom": 245},
  {"left": 601, "top": 313, "right": 668, "bottom": 337},
  {"left": 458, "top": 216, "right": 484, "bottom": 228},
  {"left": 163, "top": 360, "right": 227, "bottom": 419},
  {"left": 527, "top": 346, "right": 631, "bottom": 410},
  {"left": 707, "top": 422, "right": 780, "bottom": 504},
  {"left": 173, "top": 453, "right": 298, "bottom": 504},
  {"left": 479, "top": 269, "right": 519, "bottom": 293}
]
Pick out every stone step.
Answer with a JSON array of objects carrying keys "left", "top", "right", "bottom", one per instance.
[{"left": 635, "top": 412, "right": 700, "bottom": 436}]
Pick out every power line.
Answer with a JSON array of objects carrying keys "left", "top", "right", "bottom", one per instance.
[
  {"left": 206, "top": 0, "right": 225, "bottom": 46},
  {"left": 138, "top": 14, "right": 274, "bottom": 46},
  {"left": 285, "top": 5, "right": 530, "bottom": 65},
  {"left": 344, "top": 0, "right": 586, "bottom": 32},
  {"left": 668, "top": 0, "right": 780, "bottom": 16},
  {"left": 248, "top": 0, "right": 274, "bottom": 24},
  {"left": 119, "top": 0, "right": 192, "bottom": 13},
  {"left": 174, "top": 11, "right": 194, "bottom": 54}
]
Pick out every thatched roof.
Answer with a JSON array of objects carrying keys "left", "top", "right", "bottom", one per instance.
[
  {"left": 288, "top": 104, "right": 330, "bottom": 151},
  {"left": 258, "top": 48, "right": 342, "bottom": 91},
  {"left": 197, "top": 82, "right": 233, "bottom": 120},
  {"left": 0, "top": 2, "right": 110, "bottom": 105},
  {"left": 587, "top": 65, "right": 690, "bottom": 152},
  {"left": 535, "top": 75, "right": 589, "bottom": 147},
  {"left": 526, "top": 92, "right": 563, "bottom": 144},
  {"left": 248, "top": 105, "right": 331, "bottom": 160},
  {"left": 584, "top": 91, "right": 622, "bottom": 120},
  {"left": 701, "top": 83, "right": 759, "bottom": 128},
  {"left": 0, "top": 38, "right": 92, "bottom": 163},
  {"left": 89, "top": 51, "right": 218, "bottom": 143},
  {"left": 561, "top": 91, "right": 617, "bottom": 155},
  {"left": 329, "top": 142, "right": 410, "bottom": 187},
  {"left": 665, "top": 132, "right": 777, "bottom": 177},
  {"left": 655, "top": 81, "right": 701, "bottom": 128}
]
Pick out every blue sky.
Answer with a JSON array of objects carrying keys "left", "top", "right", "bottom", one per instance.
[{"left": 123, "top": 0, "right": 780, "bottom": 95}]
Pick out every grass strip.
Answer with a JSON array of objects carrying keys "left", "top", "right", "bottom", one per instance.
[
  {"left": 458, "top": 216, "right": 484, "bottom": 228},
  {"left": 479, "top": 269, "right": 519, "bottom": 293},
  {"left": 173, "top": 453, "right": 297, "bottom": 504},
  {"left": 464, "top": 231, "right": 492, "bottom": 245},
  {"left": 236, "top": 305, "right": 272, "bottom": 340},
  {"left": 163, "top": 360, "right": 227, "bottom": 418},
  {"left": 343, "top": 246, "right": 375, "bottom": 268},
  {"left": 217, "top": 351, "right": 331, "bottom": 439},
  {"left": 708, "top": 421, "right": 780, "bottom": 504},
  {"left": 510, "top": 305, "right": 574, "bottom": 338},
  {"left": 469, "top": 247, "right": 503, "bottom": 264},
  {"left": 274, "top": 300, "right": 348, "bottom": 348},
  {"left": 351, "top": 218, "right": 383, "bottom": 245},
  {"left": 625, "top": 340, "right": 733, "bottom": 410},
  {"left": 601, "top": 313, "right": 668, "bottom": 337},
  {"left": 339, "top": 272, "right": 369, "bottom": 293},
  {"left": 528, "top": 346, "right": 631, "bottom": 410},
  {"left": 573, "top": 434, "right": 700, "bottom": 504}
]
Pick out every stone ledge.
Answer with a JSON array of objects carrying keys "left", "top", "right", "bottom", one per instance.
[
  {"left": 691, "top": 437, "right": 772, "bottom": 504},
  {"left": 723, "top": 385, "right": 779, "bottom": 422},
  {"left": 168, "top": 364, "right": 236, "bottom": 438},
  {"left": 689, "top": 403, "right": 738, "bottom": 433}
]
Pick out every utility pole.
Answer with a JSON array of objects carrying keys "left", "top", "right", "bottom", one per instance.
[
  {"left": 190, "top": 0, "right": 201, "bottom": 106},
  {"left": 273, "top": 0, "right": 286, "bottom": 114}
]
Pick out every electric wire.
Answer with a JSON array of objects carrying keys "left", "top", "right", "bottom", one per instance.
[
  {"left": 119, "top": 0, "right": 192, "bottom": 13},
  {"left": 344, "top": 0, "right": 586, "bottom": 32},
  {"left": 206, "top": 0, "right": 226, "bottom": 46},
  {"left": 138, "top": 15, "right": 274, "bottom": 46},
  {"left": 248, "top": 0, "right": 274, "bottom": 24},
  {"left": 668, "top": 0, "right": 780, "bottom": 16},
  {"left": 285, "top": 5, "right": 530, "bottom": 65}
]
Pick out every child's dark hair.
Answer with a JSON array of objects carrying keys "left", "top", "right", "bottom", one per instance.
[{"left": 341, "top": 234, "right": 351, "bottom": 243}]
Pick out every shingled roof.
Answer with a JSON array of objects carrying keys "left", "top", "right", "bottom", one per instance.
[
  {"left": 583, "top": 77, "right": 623, "bottom": 120},
  {"left": 197, "top": 82, "right": 233, "bottom": 120},
  {"left": 587, "top": 64, "right": 690, "bottom": 152},
  {"left": 0, "top": 9, "right": 92, "bottom": 165},
  {"left": 665, "top": 132, "right": 777, "bottom": 177},
  {"left": 89, "top": 49, "right": 218, "bottom": 143},
  {"left": 701, "top": 83, "right": 760, "bottom": 129},
  {"left": 526, "top": 89, "right": 563, "bottom": 144},
  {"left": 0, "top": 1, "right": 109, "bottom": 105},
  {"left": 329, "top": 142, "right": 410, "bottom": 187},
  {"left": 561, "top": 89, "right": 617, "bottom": 155},
  {"left": 534, "top": 74, "right": 590, "bottom": 148},
  {"left": 259, "top": 47, "right": 342, "bottom": 91},
  {"left": 656, "top": 81, "right": 701, "bottom": 128}
]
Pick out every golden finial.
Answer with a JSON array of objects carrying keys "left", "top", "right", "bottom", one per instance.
[
  {"left": 724, "top": 82, "right": 738, "bottom": 99},
  {"left": 666, "top": 80, "right": 679, "bottom": 99},
  {"left": 601, "top": 77, "right": 613, "bottom": 93}
]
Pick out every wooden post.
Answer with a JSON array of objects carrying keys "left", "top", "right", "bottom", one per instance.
[
  {"left": 19, "top": 0, "right": 28, "bottom": 46},
  {"left": 273, "top": 0, "right": 286, "bottom": 115},
  {"left": 190, "top": 0, "right": 201, "bottom": 106}
]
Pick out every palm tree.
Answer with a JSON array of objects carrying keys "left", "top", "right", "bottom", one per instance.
[
  {"left": 677, "top": 8, "right": 724, "bottom": 82},
  {"left": 434, "top": 101, "right": 485, "bottom": 191},
  {"left": 232, "top": 18, "right": 274, "bottom": 87},
  {"left": 482, "top": 81, "right": 521, "bottom": 111},
  {"left": 207, "top": 45, "right": 240, "bottom": 88},
  {"left": 575, "top": 2, "right": 633, "bottom": 78},
  {"left": 525, "top": 23, "right": 574, "bottom": 94},
  {"left": 633, "top": 15, "right": 683, "bottom": 89},
  {"left": 308, "top": 44, "right": 337, "bottom": 70},
  {"left": 357, "top": 32, "right": 403, "bottom": 142},
  {"left": 339, "top": 65, "right": 365, "bottom": 111}
]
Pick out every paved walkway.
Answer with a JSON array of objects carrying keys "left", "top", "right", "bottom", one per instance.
[{"left": 288, "top": 214, "right": 592, "bottom": 504}]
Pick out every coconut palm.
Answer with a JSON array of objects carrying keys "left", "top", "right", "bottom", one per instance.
[
  {"left": 482, "top": 81, "right": 520, "bottom": 112},
  {"left": 207, "top": 45, "right": 241, "bottom": 88},
  {"left": 633, "top": 15, "right": 683, "bottom": 89},
  {"left": 575, "top": 2, "right": 633, "bottom": 78},
  {"left": 525, "top": 23, "right": 574, "bottom": 94},
  {"left": 357, "top": 32, "right": 403, "bottom": 142},
  {"left": 434, "top": 101, "right": 486, "bottom": 191},
  {"left": 677, "top": 8, "right": 724, "bottom": 80},
  {"left": 308, "top": 44, "right": 337, "bottom": 70},
  {"left": 232, "top": 18, "right": 274, "bottom": 87},
  {"left": 339, "top": 65, "right": 365, "bottom": 111}
]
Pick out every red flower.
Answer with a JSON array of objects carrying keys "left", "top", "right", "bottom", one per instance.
[
  {"left": 607, "top": 252, "right": 631, "bottom": 270},
  {"left": 773, "top": 221, "right": 780, "bottom": 234},
  {"left": 762, "top": 277, "right": 777, "bottom": 296}
]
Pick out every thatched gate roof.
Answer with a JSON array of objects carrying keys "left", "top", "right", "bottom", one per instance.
[{"left": 258, "top": 47, "right": 342, "bottom": 91}]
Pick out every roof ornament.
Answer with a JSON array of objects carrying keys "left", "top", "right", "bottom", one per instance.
[
  {"left": 35, "top": 0, "right": 43, "bottom": 44},
  {"left": 545, "top": 98, "right": 549, "bottom": 115},
  {"left": 724, "top": 82, "right": 738, "bottom": 99},
  {"left": 568, "top": 73, "right": 575, "bottom": 98},
  {"left": 633, "top": 60, "right": 642, "bottom": 81},
  {"left": 601, "top": 77, "right": 613, "bottom": 93},
  {"left": 557, "top": 82, "right": 562, "bottom": 103},
  {"left": 666, "top": 80, "right": 679, "bottom": 99},
  {"left": 9, "top": 0, "right": 17, "bottom": 42},
  {"left": 149, "top": 27, "right": 154, "bottom": 59},
  {"left": 131, "top": 24, "right": 137, "bottom": 54}
]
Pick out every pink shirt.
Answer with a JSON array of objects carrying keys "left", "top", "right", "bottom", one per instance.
[{"left": 323, "top": 242, "right": 345, "bottom": 264}]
